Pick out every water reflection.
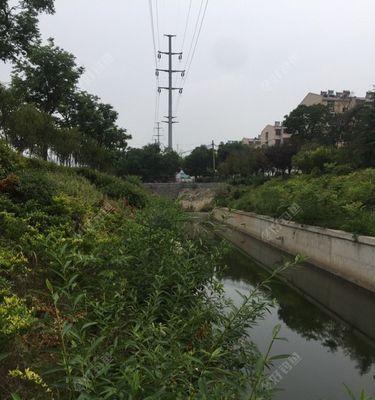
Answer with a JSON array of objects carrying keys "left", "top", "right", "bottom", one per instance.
[{"left": 222, "top": 248, "right": 375, "bottom": 376}]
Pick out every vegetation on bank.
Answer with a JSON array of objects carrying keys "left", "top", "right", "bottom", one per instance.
[
  {"left": 215, "top": 168, "right": 375, "bottom": 236},
  {"left": 210, "top": 94, "right": 375, "bottom": 237},
  {"left": 0, "top": 141, "right": 289, "bottom": 399}
]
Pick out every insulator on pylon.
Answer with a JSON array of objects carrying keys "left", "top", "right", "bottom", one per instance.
[
  {"left": 158, "top": 88, "right": 161, "bottom": 93},
  {"left": 155, "top": 70, "right": 159, "bottom": 77},
  {"left": 178, "top": 54, "right": 182, "bottom": 60},
  {"left": 179, "top": 88, "right": 183, "bottom": 94},
  {"left": 158, "top": 53, "right": 161, "bottom": 59},
  {"left": 181, "top": 71, "right": 185, "bottom": 77}
]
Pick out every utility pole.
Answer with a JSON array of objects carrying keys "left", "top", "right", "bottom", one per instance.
[
  {"left": 153, "top": 122, "right": 163, "bottom": 146},
  {"left": 157, "top": 34, "right": 184, "bottom": 150}
]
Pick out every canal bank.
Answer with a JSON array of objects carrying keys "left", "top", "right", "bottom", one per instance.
[
  {"left": 210, "top": 212, "right": 375, "bottom": 345},
  {"left": 212, "top": 208, "right": 375, "bottom": 293}
]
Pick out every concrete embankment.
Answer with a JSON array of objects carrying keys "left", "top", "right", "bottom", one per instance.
[
  {"left": 143, "top": 182, "right": 218, "bottom": 200},
  {"left": 212, "top": 208, "right": 375, "bottom": 293},
  {"left": 212, "top": 208, "right": 375, "bottom": 341},
  {"left": 143, "top": 183, "right": 218, "bottom": 211}
]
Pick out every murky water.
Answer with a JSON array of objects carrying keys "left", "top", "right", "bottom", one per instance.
[{"left": 222, "top": 248, "right": 375, "bottom": 400}]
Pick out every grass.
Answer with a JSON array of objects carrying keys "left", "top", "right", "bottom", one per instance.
[{"left": 216, "top": 169, "right": 375, "bottom": 236}]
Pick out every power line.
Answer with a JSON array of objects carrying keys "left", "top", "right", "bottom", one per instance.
[
  {"left": 185, "top": 0, "right": 209, "bottom": 78},
  {"left": 184, "top": 0, "right": 205, "bottom": 70},
  {"left": 155, "top": 0, "right": 160, "bottom": 49},
  {"left": 149, "top": 0, "right": 162, "bottom": 141},
  {"left": 148, "top": 0, "right": 158, "bottom": 67},
  {"left": 176, "top": 0, "right": 209, "bottom": 114},
  {"left": 181, "top": 0, "right": 193, "bottom": 52},
  {"left": 179, "top": 142, "right": 217, "bottom": 155}
]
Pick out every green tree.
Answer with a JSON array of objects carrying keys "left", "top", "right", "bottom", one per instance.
[
  {"left": 0, "top": 83, "right": 18, "bottom": 141},
  {"left": 265, "top": 142, "right": 298, "bottom": 175},
  {"left": 183, "top": 145, "right": 212, "bottom": 178},
  {"left": 11, "top": 39, "right": 83, "bottom": 158},
  {"left": 218, "top": 146, "right": 256, "bottom": 178},
  {"left": 341, "top": 99, "right": 375, "bottom": 168},
  {"left": 284, "top": 104, "right": 335, "bottom": 146},
  {"left": 217, "top": 141, "right": 244, "bottom": 164},
  {"left": 6, "top": 103, "right": 55, "bottom": 155},
  {"left": 120, "top": 144, "right": 180, "bottom": 182},
  {"left": 0, "top": 0, "right": 55, "bottom": 62},
  {"left": 12, "top": 39, "right": 83, "bottom": 116},
  {"left": 160, "top": 149, "right": 181, "bottom": 181},
  {"left": 61, "top": 91, "right": 131, "bottom": 153},
  {"left": 292, "top": 145, "right": 338, "bottom": 174}
]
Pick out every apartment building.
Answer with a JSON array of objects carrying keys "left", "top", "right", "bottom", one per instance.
[
  {"left": 258, "top": 121, "right": 291, "bottom": 147},
  {"left": 300, "top": 90, "right": 366, "bottom": 113},
  {"left": 244, "top": 89, "right": 374, "bottom": 149}
]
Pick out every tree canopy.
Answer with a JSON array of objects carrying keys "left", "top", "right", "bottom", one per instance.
[
  {"left": 283, "top": 104, "right": 335, "bottom": 146},
  {"left": 0, "top": 0, "right": 55, "bottom": 62},
  {"left": 183, "top": 145, "right": 213, "bottom": 178},
  {"left": 119, "top": 144, "right": 181, "bottom": 182},
  {"left": 12, "top": 39, "right": 83, "bottom": 116}
]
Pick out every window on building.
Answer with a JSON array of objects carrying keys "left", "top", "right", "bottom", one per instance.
[{"left": 275, "top": 129, "right": 282, "bottom": 136}]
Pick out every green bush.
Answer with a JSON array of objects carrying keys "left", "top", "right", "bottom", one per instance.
[
  {"left": 47, "top": 171, "right": 103, "bottom": 210},
  {"left": 13, "top": 170, "right": 57, "bottom": 205},
  {"left": 234, "top": 179, "right": 290, "bottom": 217},
  {"left": 292, "top": 146, "right": 339, "bottom": 174},
  {"left": 0, "top": 141, "right": 302, "bottom": 399},
  {"left": 75, "top": 167, "right": 147, "bottom": 208},
  {"left": 229, "top": 169, "right": 375, "bottom": 236},
  {"left": 0, "top": 141, "right": 24, "bottom": 178},
  {"left": 0, "top": 212, "right": 30, "bottom": 241}
]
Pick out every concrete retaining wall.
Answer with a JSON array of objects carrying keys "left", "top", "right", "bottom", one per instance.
[
  {"left": 213, "top": 208, "right": 375, "bottom": 293},
  {"left": 143, "top": 182, "right": 218, "bottom": 200}
]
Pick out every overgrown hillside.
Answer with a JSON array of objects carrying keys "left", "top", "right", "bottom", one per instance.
[
  {"left": 0, "top": 142, "right": 276, "bottom": 399},
  {"left": 216, "top": 169, "right": 375, "bottom": 236}
]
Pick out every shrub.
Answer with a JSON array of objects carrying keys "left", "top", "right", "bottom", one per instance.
[
  {"left": 124, "top": 174, "right": 142, "bottom": 187},
  {"left": 12, "top": 170, "right": 57, "bottom": 206},
  {"left": 0, "top": 141, "right": 23, "bottom": 178},
  {"left": 0, "top": 247, "right": 28, "bottom": 274},
  {"left": 228, "top": 168, "right": 375, "bottom": 236},
  {"left": 0, "top": 173, "right": 20, "bottom": 194},
  {"left": 47, "top": 171, "right": 103, "bottom": 210},
  {"left": 0, "top": 295, "right": 34, "bottom": 336},
  {"left": 0, "top": 212, "right": 30, "bottom": 241},
  {"left": 292, "top": 146, "right": 338, "bottom": 174},
  {"left": 75, "top": 167, "right": 147, "bottom": 208},
  {"left": 233, "top": 179, "right": 290, "bottom": 217}
]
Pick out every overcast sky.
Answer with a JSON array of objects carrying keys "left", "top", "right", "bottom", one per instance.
[{"left": 1, "top": 0, "right": 375, "bottom": 152}]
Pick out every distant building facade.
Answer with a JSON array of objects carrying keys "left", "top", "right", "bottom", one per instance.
[
  {"left": 242, "top": 137, "right": 261, "bottom": 147},
  {"left": 243, "top": 89, "right": 374, "bottom": 150},
  {"left": 259, "top": 121, "right": 291, "bottom": 147},
  {"left": 242, "top": 121, "right": 291, "bottom": 149},
  {"left": 300, "top": 90, "right": 366, "bottom": 113}
]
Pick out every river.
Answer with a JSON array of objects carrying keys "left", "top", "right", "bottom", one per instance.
[{"left": 222, "top": 247, "right": 375, "bottom": 400}]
